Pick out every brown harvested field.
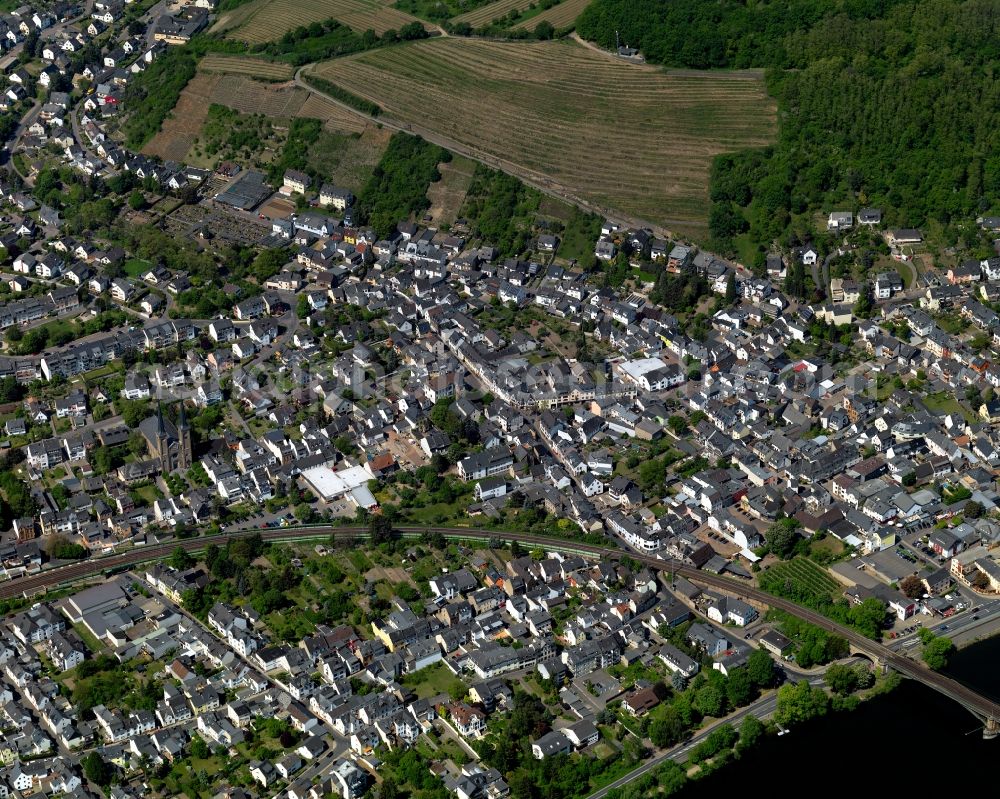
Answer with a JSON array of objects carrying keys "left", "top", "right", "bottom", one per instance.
[
  {"left": 206, "top": 75, "right": 371, "bottom": 134},
  {"left": 312, "top": 38, "right": 777, "bottom": 234},
  {"left": 199, "top": 54, "right": 295, "bottom": 81},
  {"left": 143, "top": 72, "right": 222, "bottom": 162},
  {"left": 215, "top": 0, "right": 427, "bottom": 42},
  {"left": 425, "top": 154, "right": 476, "bottom": 225},
  {"left": 513, "top": 0, "right": 591, "bottom": 29},
  {"left": 452, "top": 0, "right": 533, "bottom": 26}
]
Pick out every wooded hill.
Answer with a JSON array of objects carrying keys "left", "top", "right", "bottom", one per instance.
[{"left": 577, "top": 0, "right": 1000, "bottom": 254}]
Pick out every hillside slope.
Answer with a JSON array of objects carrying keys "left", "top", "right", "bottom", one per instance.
[
  {"left": 578, "top": 0, "right": 1000, "bottom": 254},
  {"left": 312, "top": 37, "right": 776, "bottom": 235}
]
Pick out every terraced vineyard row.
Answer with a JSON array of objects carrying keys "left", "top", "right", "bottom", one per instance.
[
  {"left": 312, "top": 38, "right": 776, "bottom": 232},
  {"left": 143, "top": 73, "right": 223, "bottom": 162},
  {"left": 452, "top": 0, "right": 535, "bottom": 26},
  {"left": 512, "top": 0, "right": 592, "bottom": 29},
  {"left": 216, "top": 0, "right": 428, "bottom": 42},
  {"left": 199, "top": 54, "right": 295, "bottom": 81},
  {"left": 297, "top": 93, "right": 370, "bottom": 133},
  {"left": 209, "top": 74, "right": 308, "bottom": 117}
]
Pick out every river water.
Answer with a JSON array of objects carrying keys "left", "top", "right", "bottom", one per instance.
[{"left": 676, "top": 638, "right": 1000, "bottom": 792}]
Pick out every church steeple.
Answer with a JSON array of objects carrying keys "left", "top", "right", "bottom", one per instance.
[
  {"left": 176, "top": 401, "right": 192, "bottom": 471},
  {"left": 155, "top": 401, "right": 170, "bottom": 475}
]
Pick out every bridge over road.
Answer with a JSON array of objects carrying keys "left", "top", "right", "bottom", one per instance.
[{"left": 4, "top": 525, "right": 1000, "bottom": 737}]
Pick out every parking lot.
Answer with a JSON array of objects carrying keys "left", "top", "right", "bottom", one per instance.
[
  {"left": 698, "top": 527, "right": 743, "bottom": 556},
  {"left": 890, "top": 619, "right": 932, "bottom": 638},
  {"left": 316, "top": 497, "right": 356, "bottom": 517},
  {"left": 888, "top": 593, "right": 973, "bottom": 640},
  {"left": 258, "top": 194, "right": 296, "bottom": 221}
]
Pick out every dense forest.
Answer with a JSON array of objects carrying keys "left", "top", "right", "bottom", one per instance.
[
  {"left": 460, "top": 165, "right": 540, "bottom": 256},
  {"left": 577, "top": 0, "right": 1000, "bottom": 253},
  {"left": 358, "top": 134, "right": 451, "bottom": 237}
]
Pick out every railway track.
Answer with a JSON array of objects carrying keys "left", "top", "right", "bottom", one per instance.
[{"left": 5, "top": 523, "right": 999, "bottom": 724}]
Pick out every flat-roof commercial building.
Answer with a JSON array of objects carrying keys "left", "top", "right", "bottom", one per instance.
[{"left": 301, "top": 464, "right": 378, "bottom": 509}]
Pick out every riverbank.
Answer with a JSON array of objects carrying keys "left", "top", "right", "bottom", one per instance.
[
  {"left": 672, "top": 676, "right": 994, "bottom": 794},
  {"left": 666, "top": 634, "right": 1000, "bottom": 794},
  {"left": 949, "top": 611, "right": 1000, "bottom": 650},
  {"left": 601, "top": 667, "right": 900, "bottom": 799}
]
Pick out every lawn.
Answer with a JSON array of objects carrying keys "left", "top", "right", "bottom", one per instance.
[
  {"left": 923, "top": 392, "right": 975, "bottom": 424},
  {"left": 403, "top": 500, "right": 477, "bottom": 525},
  {"left": 123, "top": 258, "right": 151, "bottom": 277},
  {"left": 592, "top": 741, "right": 617, "bottom": 759},
  {"left": 130, "top": 483, "right": 163, "bottom": 506},
  {"left": 874, "top": 375, "right": 895, "bottom": 402},
  {"left": 810, "top": 536, "right": 845, "bottom": 559},
  {"left": 72, "top": 622, "right": 104, "bottom": 655},
  {"left": 936, "top": 313, "right": 968, "bottom": 336},
  {"left": 311, "top": 38, "right": 777, "bottom": 235},
  {"left": 80, "top": 363, "right": 122, "bottom": 382},
  {"left": 887, "top": 256, "right": 916, "bottom": 289},
  {"left": 608, "top": 659, "right": 664, "bottom": 690},
  {"left": 400, "top": 661, "right": 467, "bottom": 700},
  {"left": 190, "top": 757, "right": 224, "bottom": 777},
  {"left": 538, "top": 196, "right": 601, "bottom": 264}
]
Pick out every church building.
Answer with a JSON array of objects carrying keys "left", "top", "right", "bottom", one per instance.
[{"left": 138, "top": 402, "right": 193, "bottom": 474}]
